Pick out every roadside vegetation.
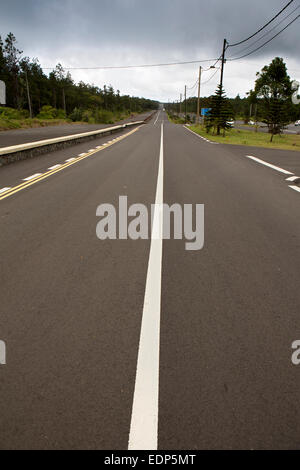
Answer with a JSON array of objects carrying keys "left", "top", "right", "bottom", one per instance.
[
  {"left": 0, "top": 105, "right": 141, "bottom": 131},
  {"left": 189, "top": 124, "right": 300, "bottom": 151},
  {"left": 166, "top": 57, "right": 300, "bottom": 140},
  {"left": 0, "top": 33, "right": 158, "bottom": 131}
]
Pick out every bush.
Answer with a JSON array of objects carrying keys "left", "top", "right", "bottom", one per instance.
[
  {"left": 0, "top": 106, "right": 28, "bottom": 119},
  {"left": 69, "top": 107, "right": 83, "bottom": 122},
  {"left": 56, "top": 109, "right": 66, "bottom": 119},
  {"left": 95, "top": 109, "right": 114, "bottom": 124},
  {"left": 36, "top": 105, "right": 58, "bottom": 119}
]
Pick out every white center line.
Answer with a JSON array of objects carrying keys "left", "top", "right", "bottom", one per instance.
[
  {"left": 128, "top": 122, "right": 164, "bottom": 451},
  {"left": 153, "top": 111, "right": 160, "bottom": 126},
  {"left": 48, "top": 164, "right": 62, "bottom": 170},
  {"left": 289, "top": 185, "right": 300, "bottom": 193},
  {"left": 23, "top": 173, "right": 43, "bottom": 181},
  {"left": 0, "top": 187, "right": 11, "bottom": 194},
  {"left": 246, "top": 155, "right": 294, "bottom": 175}
]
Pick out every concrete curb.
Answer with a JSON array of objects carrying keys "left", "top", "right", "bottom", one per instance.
[{"left": 0, "top": 120, "right": 145, "bottom": 166}]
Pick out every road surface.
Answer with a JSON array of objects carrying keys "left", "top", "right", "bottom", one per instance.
[
  {"left": 0, "top": 111, "right": 299, "bottom": 450},
  {"left": 0, "top": 111, "right": 152, "bottom": 148}
]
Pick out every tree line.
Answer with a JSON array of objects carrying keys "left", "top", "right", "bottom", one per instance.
[
  {"left": 0, "top": 32, "right": 158, "bottom": 123},
  {"left": 167, "top": 57, "right": 300, "bottom": 139}
]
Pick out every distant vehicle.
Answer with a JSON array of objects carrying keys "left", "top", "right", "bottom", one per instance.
[
  {"left": 249, "top": 120, "right": 255, "bottom": 125},
  {"left": 226, "top": 120, "right": 234, "bottom": 128},
  {"left": 295, "top": 120, "right": 300, "bottom": 126}
]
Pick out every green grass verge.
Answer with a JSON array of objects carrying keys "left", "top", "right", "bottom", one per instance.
[{"left": 189, "top": 125, "right": 300, "bottom": 152}]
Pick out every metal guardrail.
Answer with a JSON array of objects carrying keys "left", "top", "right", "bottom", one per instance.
[{"left": 0, "top": 121, "right": 144, "bottom": 156}]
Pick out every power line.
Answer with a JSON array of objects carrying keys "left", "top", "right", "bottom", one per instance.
[
  {"left": 201, "top": 68, "right": 220, "bottom": 85},
  {"left": 42, "top": 58, "right": 219, "bottom": 71},
  {"left": 228, "top": 14, "right": 300, "bottom": 61},
  {"left": 227, "top": 0, "right": 295, "bottom": 47},
  {"left": 228, "top": 4, "right": 300, "bottom": 58}
]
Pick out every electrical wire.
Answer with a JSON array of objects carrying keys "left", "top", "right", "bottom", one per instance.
[
  {"left": 42, "top": 58, "right": 219, "bottom": 71},
  {"left": 228, "top": 14, "right": 300, "bottom": 61},
  {"left": 201, "top": 68, "right": 220, "bottom": 85},
  {"left": 227, "top": 4, "right": 300, "bottom": 58},
  {"left": 227, "top": 0, "right": 295, "bottom": 47}
]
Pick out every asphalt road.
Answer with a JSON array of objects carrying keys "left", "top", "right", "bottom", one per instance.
[
  {"left": 0, "top": 111, "right": 152, "bottom": 148},
  {"left": 0, "top": 111, "right": 299, "bottom": 450}
]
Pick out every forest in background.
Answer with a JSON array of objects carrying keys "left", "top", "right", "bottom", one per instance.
[{"left": 0, "top": 32, "right": 158, "bottom": 128}]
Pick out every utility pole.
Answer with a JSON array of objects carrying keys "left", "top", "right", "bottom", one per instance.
[
  {"left": 180, "top": 93, "right": 182, "bottom": 115},
  {"left": 196, "top": 66, "right": 202, "bottom": 125},
  {"left": 217, "top": 38, "right": 227, "bottom": 135},
  {"left": 185, "top": 85, "right": 187, "bottom": 123},
  {"left": 25, "top": 71, "right": 32, "bottom": 119},
  {"left": 219, "top": 38, "right": 227, "bottom": 92}
]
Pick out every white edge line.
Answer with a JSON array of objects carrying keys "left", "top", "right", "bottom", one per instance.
[
  {"left": 183, "top": 125, "right": 218, "bottom": 144},
  {"left": 128, "top": 122, "right": 164, "bottom": 451},
  {"left": 246, "top": 155, "right": 294, "bottom": 175}
]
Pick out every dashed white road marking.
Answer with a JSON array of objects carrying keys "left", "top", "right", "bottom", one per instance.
[
  {"left": 184, "top": 125, "right": 219, "bottom": 144},
  {"left": 67, "top": 157, "right": 77, "bottom": 162},
  {"left": 128, "top": 122, "right": 164, "bottom": 451},
  {"left": 246, "top": 155, "right": 294, "bottom": 175},
  {"left": 77, "top": 154, "right": 86, "bottom": 158},
  {"left": 48, "top": 164, "right": 62, "bottom": 170},
  {"left": 0, "top": 187, "right": 11, "bottom": 194},
  {"left": 286, "top": 176, "right": 300, "bottom": 182},
  {"left": 289, "top": 185, "right": 300, "bottom": 193},
  {"left": 23, "top": 173, "right": 43, "bottom": 181}
]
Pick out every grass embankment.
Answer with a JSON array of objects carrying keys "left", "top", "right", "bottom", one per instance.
[{"left": 189, "top": 125, "right": 300, "bottom": 152}]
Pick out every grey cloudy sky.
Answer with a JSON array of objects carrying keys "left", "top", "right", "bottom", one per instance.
[{"left": 1, "top": 0, "right": 299, "bottom": 101}]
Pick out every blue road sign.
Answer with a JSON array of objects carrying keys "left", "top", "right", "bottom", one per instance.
[{"left": 201, "top": 108, "right": 211, "bottom": 116}]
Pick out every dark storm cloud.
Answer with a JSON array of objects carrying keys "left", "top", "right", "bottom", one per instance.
[
  {"left": 1, "top": 0, "right": 299, "bottom": 59},
  {"left": 0, "top": 0, "right": 299, "bottom": 100}
]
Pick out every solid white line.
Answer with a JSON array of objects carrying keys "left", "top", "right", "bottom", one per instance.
[
  {"left": 48, "top": 164, "right": 62, "bottom": 170},
  {"left": 153, "top": 111, "right": 160, "bottom": 126},
  {"left": 289, "top": 185, "right": 300, "bottom": 193},
  {"left": 0, "top": 187, "right": 11, "bottom": 194},
  {"left": 246, "top": 155, "right": 294, "bottom": 175},
  {"left": 128, "top": 122, "right": 164, "bottom": 451},
  {"left": 23, "top": 173, "right": 43, "bottom": 181}
]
